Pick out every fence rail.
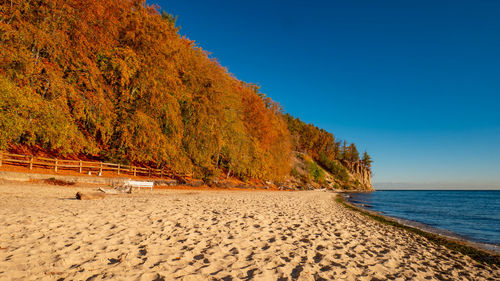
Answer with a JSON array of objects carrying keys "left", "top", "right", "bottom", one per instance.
[{"left": 0, "top": 151, "right": 188, "bottom": 179}]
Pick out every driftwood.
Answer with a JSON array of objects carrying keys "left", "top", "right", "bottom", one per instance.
[
  {"left": 98, "top": 187, "right": 120, "bottom": 194},
  {"left": 99, "top": 186, "right": 132, "bottom": 194},
  {"left": 116, "top": 185, "right": 132, "bottom": 193},
  {"left": 76, "top": 192, "right": 106, "bottom": 200}
]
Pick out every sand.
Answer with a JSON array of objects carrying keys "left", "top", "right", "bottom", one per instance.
[{"left": 0, "top": 181, "right": 498, "bottom": 281}]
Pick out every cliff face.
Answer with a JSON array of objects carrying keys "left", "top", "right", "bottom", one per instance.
[
  {"left": 342, "top": 160, "right": 373, "bottom": 191},
  {"left": 285, "top": 152, "right": 372, "bottom": 191}
]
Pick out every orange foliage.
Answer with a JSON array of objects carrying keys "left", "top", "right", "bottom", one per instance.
[{"left": 0, "top": 0, "right": 366, "bottom": 183}]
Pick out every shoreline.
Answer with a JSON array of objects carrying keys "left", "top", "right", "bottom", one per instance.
[
  {"left": 343, "top": 192, "right": 500, "bottom": 254},
  {"left": 338, "top": 194, "right": 500, "bottom": 266}
]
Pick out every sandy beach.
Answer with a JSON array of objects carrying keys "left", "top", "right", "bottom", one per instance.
[{"left": 0, "top": 181, "right": 498, "bottom": 281}]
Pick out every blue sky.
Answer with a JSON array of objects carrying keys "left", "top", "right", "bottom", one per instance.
[{"left": 153, "top": 0, "right": 500, "bottom": 189}]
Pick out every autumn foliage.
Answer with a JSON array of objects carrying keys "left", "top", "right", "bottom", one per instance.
[{"left": 0, "top": 0, "right": 370, "bottom": 183}]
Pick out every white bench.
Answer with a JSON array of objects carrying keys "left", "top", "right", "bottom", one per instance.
[{"left": 126, "top": 180, "right": 154, "bottom": 191}]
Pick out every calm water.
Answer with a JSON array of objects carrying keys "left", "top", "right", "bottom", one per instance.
[{"left": 347, "top": 190, "right": 500, "bottom": 246}]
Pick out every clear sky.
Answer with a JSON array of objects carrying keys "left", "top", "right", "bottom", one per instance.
[{"left": 153, "top": 0, "right": 500, "bottom": 189}]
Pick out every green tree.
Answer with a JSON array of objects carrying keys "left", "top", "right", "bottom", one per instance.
[
  {"left": 362, "top": 151, "right": 373, "bottom": 168},
  {"left": 347, "top": 143, "right": 360, "bottom": 162},
  {"left": 161, "top": 11, "right": 178, "bottom": 26}
]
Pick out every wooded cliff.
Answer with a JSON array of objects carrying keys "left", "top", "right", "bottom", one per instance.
[{"left": 0, "top": 0, "right": 372, "bottom": 190}]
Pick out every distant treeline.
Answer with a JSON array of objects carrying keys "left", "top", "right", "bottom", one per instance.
[{"left": 0, "top": 0, "right": 371, "bottom": 182}]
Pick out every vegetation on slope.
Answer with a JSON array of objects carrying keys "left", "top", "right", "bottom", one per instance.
[
  {"left": 285, "top": 115, "right": 372, "bottom": 189},
  {"left": 0, "top": 0, "right": 371, "bottom": 186}
]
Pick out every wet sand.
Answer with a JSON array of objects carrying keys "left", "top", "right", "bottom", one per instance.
[{"left": 0, "top": 181, "right": 498, "bottom": 280}]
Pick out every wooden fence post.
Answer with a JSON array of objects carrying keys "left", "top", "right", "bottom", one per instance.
[
  {"left": 55, "top": 159, "right": 58, "bottom": 172},
  {"left": 117, "top": 164, "right": 120, "bottom": 175},
  {"left": 148, "top": 169, "right": 151, "bottom": 177},
  {"left": 133, "top": 167, "right": 136, "bottom": 177},
  {"left": 29, "top": 156, "right": 33, "bottom": 170},
  {"left": 79, "top": 160, "right": 82, "bottom": 173},
  {"left": 160, "top": 170, "right": 163, "bottom": 179},
  {"left": 99, "top": 162, "right": 103, "bottom": 174},
  {"left": 0, "top": 151, "right": 3, "bottom": 167}
]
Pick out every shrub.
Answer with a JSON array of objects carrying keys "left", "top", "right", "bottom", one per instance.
[
  {"left": 318, "top": 153, "right": 349, "bottom": 182},
  {"left": 306, "top": 160, "right": 324, "bottom": 183},
  {"left": 290, "top": 167, "right": 300, "bottom": 178}
]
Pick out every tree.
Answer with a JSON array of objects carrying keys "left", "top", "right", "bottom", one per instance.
[
  {"left": 161, "top": 11, "right": 178, "bottom": 26},
  {"left": 362, "top": 151, "right": 373, "bottom": 168},
  {"left": 347, "top": 143, "right": 359, "bottom": 162}
]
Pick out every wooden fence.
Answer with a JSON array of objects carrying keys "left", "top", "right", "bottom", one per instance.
[{"left": 0, "top": 151, "right": 186, "bottom": 179}]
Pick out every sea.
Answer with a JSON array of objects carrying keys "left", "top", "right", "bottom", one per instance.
[{"left": 346, "top": 190, "right": 500, "bottom": 252}]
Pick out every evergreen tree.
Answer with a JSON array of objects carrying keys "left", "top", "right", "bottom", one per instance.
[
  {"left": 348, "top": 143, "right": 360, "bottom": 162},
  {"left": 362, "top": 151, "right": 373, "bottom": 168}
]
